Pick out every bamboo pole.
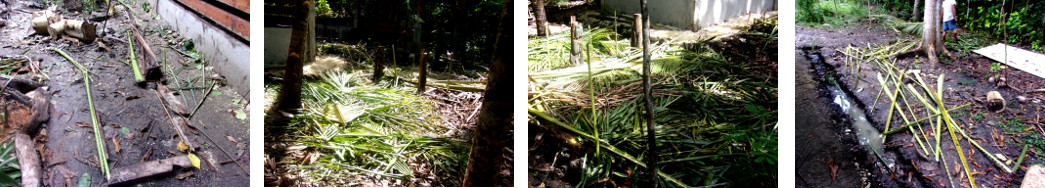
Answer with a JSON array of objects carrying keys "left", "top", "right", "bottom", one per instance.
[{"left": 53, "top": 48, "right": 110, "bottom": 179}]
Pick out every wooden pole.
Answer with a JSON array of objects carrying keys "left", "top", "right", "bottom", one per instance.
[
  {"left": 632, "top": 13, "right": 643, "bottom": 48},
  {"left": 640, "top": 0, "right": 658, "bottom": 187},
  {"left": 373, "top": 46, "right": 385, "bottom": 83},
  {"left": 570, "top": 16, "right": 582, "bottom": 65},
  {"left": 417, "top": 50, "right": 427, "bottom": 94}
]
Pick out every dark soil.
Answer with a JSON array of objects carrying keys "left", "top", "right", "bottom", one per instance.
[
  {"left": 797, "top": 21, "right": 1045, "bottom": 187},
  {"left": 0, "top": 0, "right": 249, "bottom": 186}
]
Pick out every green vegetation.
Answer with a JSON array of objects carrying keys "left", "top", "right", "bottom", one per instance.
[
  {"left": 529, "top": 17, "right": 777, "bottom": 187},
  {"left": 973, "top": 112, "right": 985, "bottom": 121},
  {"left": 0, "top": 141, "right": 21, "bottom": 186},
  {"left": 265, "top": 69, "right": 470, "bottom": 186},
  {"left": 798, "top": 0, "right": 878, "bottom": 26}
]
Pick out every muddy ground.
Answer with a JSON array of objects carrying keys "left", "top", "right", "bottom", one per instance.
[
  {"left": 797, "top": 21, "right": 1045, "bottom": 187},
  {"left": 0, "top": 0, "right": 248, "bottom": 186}
]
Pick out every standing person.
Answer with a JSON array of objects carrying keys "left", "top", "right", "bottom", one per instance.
[{"left": 942, "top": 0, "right": 958, "bottom": 41}]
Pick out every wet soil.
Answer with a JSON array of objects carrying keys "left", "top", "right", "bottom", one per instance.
[
  {"left": 0, "top": 1, "right": 248, "bottom": 186},
  {"left": 797, "top": 21, "right": 1045, "bottom": 187}
]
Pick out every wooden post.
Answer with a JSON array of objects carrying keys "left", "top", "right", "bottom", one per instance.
[
  {"left": 632, "top": 13, "right": 643, "bottom": 48},
  {"left": 570, "top": 16, "right": 582, "bottom": 65},
  {"left": 373, "top": 46, "right": 385, "bottom": 83},
  {"left": 417, "top": 50, "right": 427, "bottom": 94}
]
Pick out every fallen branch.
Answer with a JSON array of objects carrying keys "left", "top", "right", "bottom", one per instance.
[
  {"left": 195, "top": 120, "right": 249, "bottom": 176},
  {"left": 53, "top": 48, "right": 110, "bottom": 179},
  {"left": 13, "top": 134, "right": 40, "bottom": 186}
]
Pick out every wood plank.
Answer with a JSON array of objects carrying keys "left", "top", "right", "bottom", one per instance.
[
  {"left": 264, "top": 0, "right": 305, "bottom": 5},
  {"left": 176, "top": 0, "right": 250, "bottom": 39},
  {"left": 214, "top": 0, "right": 249, "bottom": 13},
  {"left": 974, "top": 43, "right": 1045, "bottom": 79},
  {"left": 263, "top": 6, "right": 300, "bottom": 16}
]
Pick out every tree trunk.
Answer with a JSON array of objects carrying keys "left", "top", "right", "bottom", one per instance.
[
  {"left": 898, "top": 0, "right": 952, "bottom": 68},
  {"left": 463, "top": 0, "right": 513, "bottom": 186},
  {"left": 912, "top": 0, "right": 922, "bottom": 21},
  {"left": 532, "top": 0, "right": 548, "bottom": 36},
  {"left": 640, "top": 0, "right": 658, "bottom": 187},
  {"left": 277, "top": 0, "right": 314, "bottom": 112}
]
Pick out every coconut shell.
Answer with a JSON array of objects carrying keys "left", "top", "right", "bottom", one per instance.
[{"left": 987, "top": 91, "right": 1005, "bottom": 113}]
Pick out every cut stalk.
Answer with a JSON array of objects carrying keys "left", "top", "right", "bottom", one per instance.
[
  {"left": 1013, "top": 145, "right": 1028, "bottom": 170},
  {"left": 586, "top": 29, "right": 598, "bottom": 156},
  {"left": 883, "top": 103, "right": 969, "bottom": 135},
  {"left": 53, "top": 48, "right": 110, "bottom": 179},
  {"left": 935, "top": 74, "right": 976, "bottom": 187},
  {"left": 127, "top": 30, "right": 144, "bottom": 82}
]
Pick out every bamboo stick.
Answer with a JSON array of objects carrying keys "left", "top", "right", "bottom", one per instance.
[{"left": 53, "top": 48, "right": 110, "bottom": 179}]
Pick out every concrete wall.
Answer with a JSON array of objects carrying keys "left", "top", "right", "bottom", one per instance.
[
  {"left": 603, "top": 0, "right": 776, "bottom": 30},
  {"left": 156, "top": 0, "right": 250, "bottom": 97},
  {"left": 265, "top": 27, "right": 292, "bottom": 68}
]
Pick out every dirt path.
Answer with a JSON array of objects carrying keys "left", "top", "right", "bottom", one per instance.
[
  {"left": 0, "top": 1, "right": 248, "bottom": 186},
  {"left": 797, "top": 22, "right": 1045, "bottom": 187}
]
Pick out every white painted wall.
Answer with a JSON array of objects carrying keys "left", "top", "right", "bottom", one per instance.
[
  {"left": 264, "top": 27, "right": 292, "bottom": 68},
  {"left": 603, "top": 0, "right": 776, "bottom": 30},
  {"left": 156, "top": 0, "right": 251, "bottom": 97}
]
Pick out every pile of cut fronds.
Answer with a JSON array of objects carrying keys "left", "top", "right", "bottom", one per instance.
[
  {"left": 528, "top": 28, "right": 632, "bottom": 72},
  {"left": 840, "top": 40, "right": 1028, "bottom": 188},
  {"left": 529, "top": 31, "right": 777, "bottom": 187},
  {"left": 869, "top": 14, "right": 922, "bottom": 36},
  {"left": 269, "top": 70, "right": 468, "bottom": 186}
]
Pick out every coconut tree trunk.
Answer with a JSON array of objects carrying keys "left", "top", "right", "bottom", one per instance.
[
  {"left": 899, "top": 0, "right": 952, "bottom": 68},
  {"left": 278, "top": 0, "right": 314, "bottom": 112},
  {"left": 532, "top": 0, "right": 548, "bottom": 36},
  {"left": 463, "top": 0, "right": 513, "bottom": 186},
  {"left": 912, "top": 0, "right": 922, "bottom": 21},
  {"left": 640, "top": 0, "right": 658, "bottom": 187}
]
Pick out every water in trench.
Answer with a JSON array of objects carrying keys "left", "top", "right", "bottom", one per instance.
[{"left": 809, "top": 50, "right": 895, "bottom": 170}]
